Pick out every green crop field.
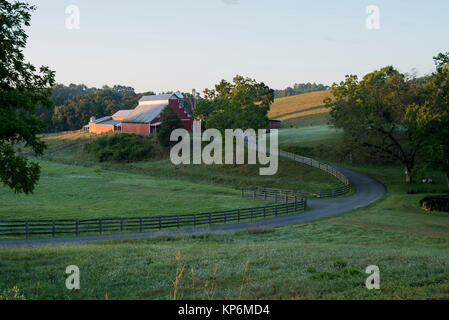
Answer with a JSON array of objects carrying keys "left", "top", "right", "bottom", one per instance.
[{"left": 1, "top": 125, "right": 449, "bottom": 300}]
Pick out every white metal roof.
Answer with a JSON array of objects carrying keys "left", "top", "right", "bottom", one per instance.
[
  {"left": 98, "top": 120, "right": 122, "bottom": 126},
  {"left": 112, "top": 110, "right": 133, "bottom": 118},
  {"left": 91, "top": 116, "right": 111, "bottom": 124},
  {"left": 123, "top": 102, "right": 167, "bottom": 123},
  {"left": 139, "top": 92, "right": 184, "bottom": 102}
]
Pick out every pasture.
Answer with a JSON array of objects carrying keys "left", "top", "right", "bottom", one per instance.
[{"left": 2, "top": 126, "right": 449, "bottom": 300}]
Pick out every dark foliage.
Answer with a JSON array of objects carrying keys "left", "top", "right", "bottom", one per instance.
[
  {"left": 157, "top": 107, "right": 184, "bottom": 147},
  {"left": 83, "top": 134, "right": 155, "bottom": 162},
  {"left": 0, "top": 0, "right": 55, "bottom": 193},
  {"left": 195, "top": 75, "right": 274, "bottom": 131}
]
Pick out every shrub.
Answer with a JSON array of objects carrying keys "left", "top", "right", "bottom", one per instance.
[{"left": 83, "top": 133, "right": 155, "bottom": 162}]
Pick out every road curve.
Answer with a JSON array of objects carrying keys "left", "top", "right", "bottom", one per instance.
[{"left": 0, "top": 166, "right": 385, "bottom": 248}]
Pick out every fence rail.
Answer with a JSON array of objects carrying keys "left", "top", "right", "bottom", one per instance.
[
  {"left": 279, "top": 150, "right": 350, "bottom": 186},
  {"left": 0, "top": 199, "right": 306, "bottom": 238},
  {"left": 242, "top": 150, "right": 351, "bottom": 200},
  {"left": 1, "top": 147, "right": 348, "bottom": 239}
]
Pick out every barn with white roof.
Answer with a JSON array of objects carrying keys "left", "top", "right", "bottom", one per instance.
[
  {"left": 88, "top": 92, "right": 194, "bottom": 134},
  {"left": 122, "top": 92, "right": 193, "bottom": 134}
]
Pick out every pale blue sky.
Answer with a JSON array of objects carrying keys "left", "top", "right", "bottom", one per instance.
[{"left": 24, "top": 0, "right": 449, "bottom": 93}]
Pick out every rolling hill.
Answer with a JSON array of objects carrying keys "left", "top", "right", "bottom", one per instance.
[{"left": 268, "top": 90, "right": 332, "bottom": 127}]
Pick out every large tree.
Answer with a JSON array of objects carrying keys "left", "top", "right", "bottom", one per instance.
[
  {"left": 325, "top": 67, "right": 425, "bottom": 183},
  {"left": 407, "top": 52, "right": 449, "bottom": 188},
  {"left": 0, "top": 0, "right": 55, "bottom": 193},
  {"left": 194, "top": 75, "right": 274, "bottom": 131}
]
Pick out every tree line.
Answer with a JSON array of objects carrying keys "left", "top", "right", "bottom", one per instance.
[{"left": 274, "top": 82, "right": 330, "bottom": 98}]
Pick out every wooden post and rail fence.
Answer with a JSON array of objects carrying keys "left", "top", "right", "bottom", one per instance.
[
  {"left": 0, "top": 199, "right": 306, "bottom": 238},
  {"left": 0, "top": 148, "right": 351, "bottom": 239}
]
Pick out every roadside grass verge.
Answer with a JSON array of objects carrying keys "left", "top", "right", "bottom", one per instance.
[{"left": 1, "top": 216, "right": 449, "bottom": 299}]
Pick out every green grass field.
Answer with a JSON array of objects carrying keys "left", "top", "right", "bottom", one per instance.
[
  {"left": 38, "top": 131, "right": 344, "bottom": 192},
  {"left": 0, "top": 129, "right": 345, "bottom": 221},
  {"left": 278, "top": 126, "right": 342, "bottom": 147},
  {"left": 0, "top": 160, "right": 265, "bottom": 220},
  {"left": 281, "top": 112, "right": 330, "bottom": 128},
  {"left": 2, "top": 126, "right": 449, "bottom": 300}
]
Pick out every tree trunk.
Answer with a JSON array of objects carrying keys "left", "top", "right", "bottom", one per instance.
[
  {"left": 445, "top": 170, "right": 449, "bottom": 190},
  {"left": 405, "top": 165, "right": 412, "bottom": 183}
]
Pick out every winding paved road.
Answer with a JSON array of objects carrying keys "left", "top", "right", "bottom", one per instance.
[{"left": 0, "top": 165, "right": 385, "bottom": 248}]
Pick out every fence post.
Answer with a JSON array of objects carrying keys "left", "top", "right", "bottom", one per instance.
[
  {"left": 159, "top": 216, "right": 162, "bottom": 230},
  {"left": 241, "top": 188, "right": 244, "bottom": 197},
  {"left": 193, "top": 214, "right": 196, "bottom": 228},
  {"left": 139, "top": 218, "right": 143, "bottom": 233},
  {"left": 251, "top": 208, "right": 254, "bottom": 221},
  {"left": 275, "top": 205, "right": 278, "bottom": 217},
  {"left": 209, "top": 213, "right": 212, "bottom": 226},
  {"left": 295, "top": 196, "right": 297, "bottom": 211},
  {"left": 264, "top": 191, "right": 267, "bottom": 200},
  {"left": 177, "top": 215, "right": 180, "bottom": 229},
  {"left": 120, "top": 218, "right": 123, "bottom": 232},
  {"left": 76, "top": 220, "right": 79, "bottom": 236},
  {"left": 238, "top": 209, "right": 241, "bottom": 223},
  {"left": 263, "top": 206, "right": 266, "bottom": 219},
  {"left": 253, "top": 190, "right": 256, "bottom": 199},
  {"left": 52, "top": 220, "right": 55, "bottom": 237},
  {"left": 275, "top": 193, "right": 277, "bottom": 203},
  {"left": 25, "top": 220, "right": 29, "bottom": 239},
  {"left": 99, "top": 219, "right": 102, "bottom": 235}
]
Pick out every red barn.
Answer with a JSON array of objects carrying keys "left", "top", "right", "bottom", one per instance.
[{"left": 121, "top": 92, "right": 193, "bottom": 134}]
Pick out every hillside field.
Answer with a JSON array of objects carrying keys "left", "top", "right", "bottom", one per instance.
[
  {"left": 269, "top": 91, "right": 332, "bottom": 127},
  {"left": 0, "top": 130, "right": 345, "bottom": 222},
  {"left": 38, "top": 131, "right": 344, "bottom": 191}
]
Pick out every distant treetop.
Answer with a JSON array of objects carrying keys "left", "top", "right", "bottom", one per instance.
[{"left": 274, "top": 83, "right": 330, "bottom": 98}]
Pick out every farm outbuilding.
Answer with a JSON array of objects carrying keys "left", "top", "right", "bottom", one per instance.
[
  {"left": 87, "top": 92, "right": 194, "bottom": 135},
  {"left": 88, "top": 110, "right": 133, "bottom": 134},
  {"left": 268, "top": 119, "right": 282, "bottom": 130}
]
